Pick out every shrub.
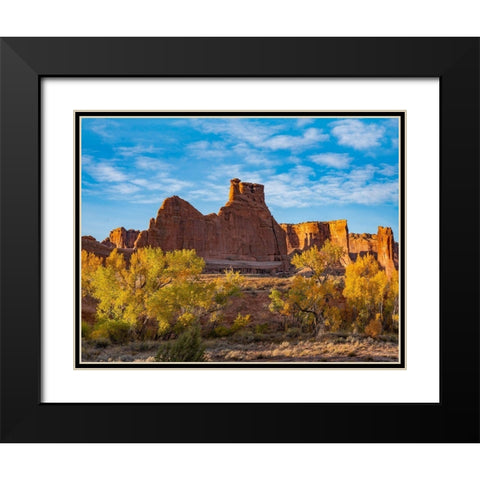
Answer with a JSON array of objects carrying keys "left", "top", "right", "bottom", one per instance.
[
  {"left": 231, "top": 313, "right": 251, "bottom": 332},
  {"left": 286, "top": 327, "right": 302, "bottom": 339},
  {"left": 365, "top": 314, "right": 383, "bottom": 338},
  {"left": 92, "top": 337, "right": 111, "bottom": 349},
  {"left": 91, "top": 318, "right": 134, "bottom": 344},
  {"left": 155, "top": 327, "right": 205, "bottom": 362},
  {"left": 232, "top": 330, "right": 255, "bottom": 343},
  {"left": 212, "top": 325, "right": 231, "bottom": 337},
  {"left": 81, "top": 321, "right": 93, "bottom": 340},
  {"left": 255, "top": 323, "right": 269, "bottom": 334}
]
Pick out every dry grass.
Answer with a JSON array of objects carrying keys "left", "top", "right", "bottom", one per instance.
[
  {"left": 203, "top": 335, "right": 398, "bottom": 362},
  {"left": 82, "top": 334, "right": 399, "bottom": 363}
]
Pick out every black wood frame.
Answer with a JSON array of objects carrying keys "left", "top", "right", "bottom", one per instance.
[{"left": 0, "top": 38, "right": 478, "bottom": 442}]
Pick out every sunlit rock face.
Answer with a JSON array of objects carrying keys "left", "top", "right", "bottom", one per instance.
[
  {"left": 102, "top": 227, "right": 140, "bottom": 249},
  {"left": 280, "top": 219, "right": 351, "bottom": 265},
  {"left": 82, "top": 178, "right": 398, "bottom": 276},
  {"left": 134, "top": 178, "right": 290, "bottom": 269},
  {"left": 349, "top": 229, "right": 398, "bottom": 277}
]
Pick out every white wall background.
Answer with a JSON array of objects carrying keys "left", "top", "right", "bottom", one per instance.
[{"left": 1, "top": 2, "right": 479, "bottom": 479}]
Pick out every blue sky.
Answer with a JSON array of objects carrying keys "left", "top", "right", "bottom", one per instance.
[{"left": 81, "top": 116, "right": 400, "bottom": 241}]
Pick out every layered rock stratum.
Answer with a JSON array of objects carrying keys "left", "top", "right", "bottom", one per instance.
[
  {"left": 82, "top": 178, "right": 398, "bottom": 275},
  {"left": 279, "top": 220, "right": 351, "bottom": 265}
]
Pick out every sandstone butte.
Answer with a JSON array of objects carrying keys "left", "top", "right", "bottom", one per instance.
[{"left": 82, "top": 178, "right": 398, "bottom": 276}]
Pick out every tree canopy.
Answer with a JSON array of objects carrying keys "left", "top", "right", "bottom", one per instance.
[{"left": 82, "top": 247, "right": 243, "bottom": 341}]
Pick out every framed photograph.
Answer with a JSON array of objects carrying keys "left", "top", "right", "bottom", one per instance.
[
  {"left": 76, "top": 111, "right": 404, "bottom": 368},
  {"left": 1, "top": 38, "right": 478, "bottom": 442}
]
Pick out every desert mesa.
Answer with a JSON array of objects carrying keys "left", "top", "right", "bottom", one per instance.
[{"left": 82, "top": 178, "right": 398, "bottom": 276}]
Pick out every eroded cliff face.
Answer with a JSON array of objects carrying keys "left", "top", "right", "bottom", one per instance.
[
  {"left": 280, "top": 220, "right": 350, "bottom": 264},
  {"left": 349, "top": 233, "right": 378, "bottom": 260},
  {"left": 376, "top": 226, "right": 396, "bottom": 277},
  {"left": 102, "top": 227, "right": 140, "bottom": 249},
  {"left": 348, "top": 228, "right": 398, "bottom": 277},
  {"left": 280, "top": 221, "right": 398, "bottom": 276},
  {"left": 81, "top": 235, "right": 132, "bottom": 259},
  {"left": 134, "top": 178, "right": 289, "bottom": 270}
]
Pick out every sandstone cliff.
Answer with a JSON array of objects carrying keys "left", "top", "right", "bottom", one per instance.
[
  {"left": 348, "top": 228, "right": 398, "bottom": 277},
  {"left": 82, "top": 178, "right": 398, "bottom": 276},
  {"left": 376, "top": 226, "right": 396, "bottom": 277},
  {"left": 81, "top": 235, "right": 132, "bottom": 259},
  {"left": 280, "top": 220, "right": 350, "bottom": 265},
  {"left": 349, "top": 233, "right": 378, "bottom": 260},
  {"left": 134, "top": 178, "right": 289, "bottom": 271},
  {"left": 102, "top": 227, "right": 140, "bottom": 249}
]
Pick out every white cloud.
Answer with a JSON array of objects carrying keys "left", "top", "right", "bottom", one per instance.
[
  {"left": 186, "top": 140, "right": 230, "bottom": 160},
  {"left": 378, "top": 164, "right": 397, "bottom": 176},
  {"left": 188, "top": 184, "right": 230, "bottom": 205},
  {"left": 313, "top": 165, "right": 398, "bottom": 206},
  {"left": 231, "top": 143, "right": 279, "bottom": 167},
  {"left": 129, "top": 196, "right": 165, "bottom": 205},
  {"left": 330, "top": 119, "right": 385, "bottom": 150},
  {"left": 310, "top": 153, "right": 353, "bottom": 169},
  {"left": 135, "top": 156, "right": 172, "bottom": 171},
  {"left": 158, "top": 177, "right": 194, "bottom": 193},
  {"left": 263, "top": 165, "right": 316, "bottom": 208},
  {"left": 130, "top": 178, "right": 151, "bottom": 187},
  {"left": 260, "top": 163, "right": 398, "bottom": 209},
  {"left": 191, "top": 119, "right": 328, "bottom": 153},
  {"left": 115, "top": 145, "right": 161, "bottom": 157},
  {"left": 192, "top": 119, "right": 283, "bottom": 148},
  {"left": 86, "top": 120, "right": 120, "bottom": 140},
  {"left": 81, "top": 154, "right": 93, "bottom": 165},
  {"left": 262, "top": 128, "right": 329, "bottom": 151},
  {"left": 207, "top": 163, "right": 245, "bottom": 181},
  {"left": 107, "top": 183, "right": 141, "bottom": 195},
  {"left": 84, "top": 163, "right": 127, "bottom": 182},
  {"left": 130, "top": 174, "right": 193, "bottom": 192},
  {"left": 296, "top": 118, "right": 314, "bottom": 127}
]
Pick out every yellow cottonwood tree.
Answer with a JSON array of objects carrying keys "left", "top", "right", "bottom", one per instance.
[
  {"left": 343, "top": 254, "right": 398, "bottom": 336},
  {"left": 269, "top": 240, "right": 345, "bottom": 335},
  {"left": 90, "top": 247, "right": 242, "bottom": 342},
  {"left": 81, "top": 250, "right": 103, "bottom": 297}
]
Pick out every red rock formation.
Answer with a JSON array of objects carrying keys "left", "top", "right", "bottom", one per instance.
[
  {"left": 135, "top": 196, "right": 208, "bottom": 251},
  {"left": 348, "top": 233, "right": 378, "bottom": 261},
  {"left": 81, "top": 235, "right": 133, "bottom": 259},
  {"left": 376, "top": 226, "right": 396, "bottom": 277},
  {"left": 102, "top": 227, "right": 140, "bottom": 249},
  {"left": 280, "top": 219, "right": 350, "bottom": 264},
  {"left": 349, "top": 230, "right": 398, "bottom": 276},
  {"left": 84, "top": 178, "right": 398, "bottom": 276},
  {"left": 134, "top": 178, "right": 289, "bottom": 271}
]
